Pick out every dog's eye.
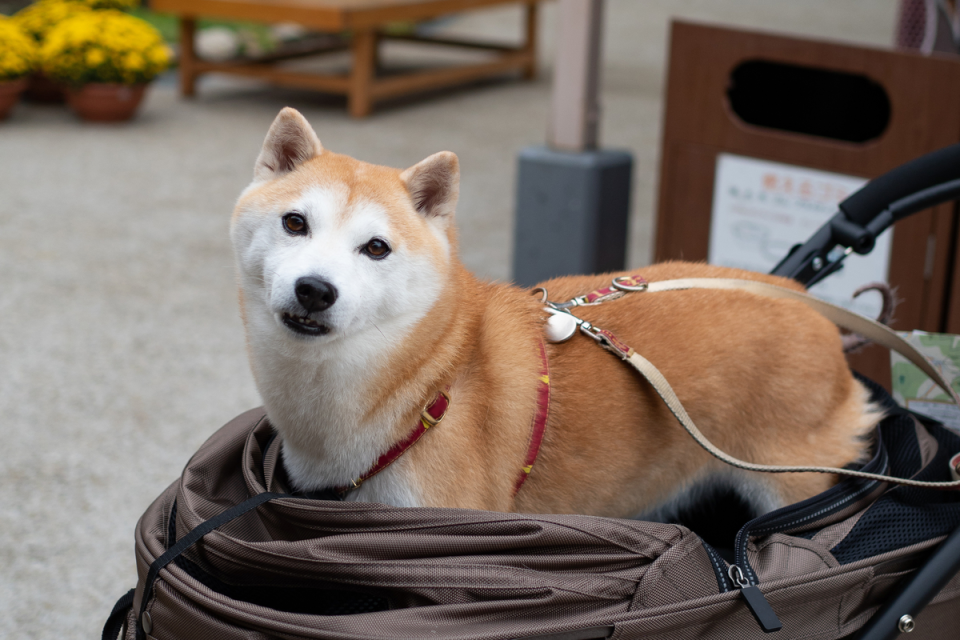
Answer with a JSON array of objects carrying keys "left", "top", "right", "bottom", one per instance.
[
  {"left": 362, "top": 238, "right": 391, "bottom": 260},
  {"left": 282, "top": 213, "right": 308, "bottom": 235}
]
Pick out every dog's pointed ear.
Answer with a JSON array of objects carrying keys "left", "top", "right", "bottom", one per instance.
[
  {"left": 400, "top": 151, "right": 459, "bottom": 221},
  {"left": 254, "top": 108, "right": 323, "bottom": 181}
]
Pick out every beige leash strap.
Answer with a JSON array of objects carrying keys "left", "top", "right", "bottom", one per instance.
[
  {"left": 599, "top": 278, "right": 960, "bottom": 490},
  {"left": 647, "top": 278, "right": 960, "bottom": 406}
]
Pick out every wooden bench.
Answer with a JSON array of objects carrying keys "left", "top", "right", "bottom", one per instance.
[{"left": 151, "top": 0, "right": 543, "bottom": 117}]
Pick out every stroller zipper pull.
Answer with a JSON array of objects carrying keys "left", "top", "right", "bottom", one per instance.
[
  {"left": 730, "top": 565, "right": 782, "bottom": 633},
  {"left": 740, "top": 585, "right": 783, "bottom": 633}
]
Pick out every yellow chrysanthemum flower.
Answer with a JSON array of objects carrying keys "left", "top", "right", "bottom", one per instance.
[
  {"left": 123, "top": 51, "right": 144, "bottom": 71},
  {"left": 12, "top": 0, "right": 93, "bottom": 42},
  {"left": 0, "top": 17, "right": 40, "bottom": 81},
  {"left": 147, "top": 46, "right": 169, "bottom": 67},
  {"left": 85, "top": 47, "right": 105, "bottom": 66},
  {"left": 40, "top": 10, "right": 170, "bottom": 86}
]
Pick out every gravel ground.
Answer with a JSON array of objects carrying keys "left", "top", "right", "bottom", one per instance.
[{"left": 0, "top": 2, "right": 897, "bottom": 638}]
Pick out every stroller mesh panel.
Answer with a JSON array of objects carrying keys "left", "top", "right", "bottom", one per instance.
[{"left": 829, "top": 393, "right": 960, "bottom": 564}]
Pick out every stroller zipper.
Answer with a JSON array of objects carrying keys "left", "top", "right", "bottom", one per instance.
[
  {"left": 731, "top": 476, "right": 881, "bottom": 578},
  {"left": 731, "top": 428, "right": 889, "bottom": 584},
  {"left": 728, "top": 564, "right": 782, "bottom": 633},
  {"left": 722, "top": 440, "right": 887, "bottom": 634}
]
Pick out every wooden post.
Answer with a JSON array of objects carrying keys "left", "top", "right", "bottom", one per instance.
[
  {"left": 522, "top": 1, "right": 539, "bottom": 80},
  {"left": 349, "top": 29, "right": 377, "bottom": 118},
  {"left": 548, "top": 0, "right": 604, "bottom": 151},
  {"left": 371, "top": 30, "right": 382, "bottom": 74},
  {"left": 179, "top": 18, "right": 198, "bottom": 97}
]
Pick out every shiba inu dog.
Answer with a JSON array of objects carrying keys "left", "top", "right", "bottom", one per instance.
[{"left": 230, "top": 107, "right": 882, "bottom": 520}]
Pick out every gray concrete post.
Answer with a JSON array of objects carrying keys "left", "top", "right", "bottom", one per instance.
[{"left": 512, "top": 0, "right": 633, "bottom": 287}]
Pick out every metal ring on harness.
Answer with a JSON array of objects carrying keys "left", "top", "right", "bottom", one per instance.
[{"left": 611, "top": 275, "right": 649, "bottom": 292}]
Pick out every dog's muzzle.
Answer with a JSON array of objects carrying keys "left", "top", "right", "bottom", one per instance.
[{"left": 280, "top": 277, "right": 337, "bottom": 336}]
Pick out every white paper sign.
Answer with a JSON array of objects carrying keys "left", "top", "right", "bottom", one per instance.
[{"left": 708, "top": 154, "right": 892, "bottom": 318}]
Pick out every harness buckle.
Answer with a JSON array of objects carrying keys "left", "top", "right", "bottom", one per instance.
[{"left": 421, "top": 390, "right": 450, "bottom": 427}]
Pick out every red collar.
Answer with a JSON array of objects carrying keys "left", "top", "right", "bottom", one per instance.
[
  {"left": 334, "top": 389, "right": 450, "bottom": 497},
  {"left": 336, "top": 341, "right": 551, "bottom": 499}
]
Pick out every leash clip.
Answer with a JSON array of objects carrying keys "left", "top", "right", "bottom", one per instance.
[
  {"left": 578, "top": 319, "right": 605, "bottom": 342},
  {"left": 579, "top": 321, "right": 634, "bottom": 360},
  {"left": 533, "top": 283, "right": 635, "bottom": 351},
  {"left": 540, "top": 303, "right": 606, "bottom": 344},
  {"left": 532, "top": 287, "right": 576, "bottom": 311}
]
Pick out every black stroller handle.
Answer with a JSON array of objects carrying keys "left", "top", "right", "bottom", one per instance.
[
  {"left": 771, "top": 143, "right": 960, "bottom": 286},
  {"left": 842, "top": 143, "right": 960, "bottom": 225}
]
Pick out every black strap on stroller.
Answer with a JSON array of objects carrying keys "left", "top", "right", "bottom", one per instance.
[{"left": 772, "top": 143, "right": 960, "bottom": 640}]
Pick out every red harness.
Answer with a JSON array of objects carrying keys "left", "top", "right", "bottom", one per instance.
[
  {"left": 336, "top": 341, "right": 551, "bottom": 498},
  {"left": 335, "top": 277, "right": 653, "bottom": 499},
  {"left": 515, "top": 340, "right": 550, "bottom": 494}
]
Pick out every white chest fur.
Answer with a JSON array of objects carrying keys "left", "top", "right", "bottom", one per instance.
[
  {"left": 248, "top": 308, "right": 427, "bottom": 505},
  {"left": 281, "top": 441, "right": 423, "bottom": 507}
]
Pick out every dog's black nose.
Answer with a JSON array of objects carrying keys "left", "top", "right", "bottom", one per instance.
[{"left": 295, "top": 277, "right": 338, "bottom": 312}]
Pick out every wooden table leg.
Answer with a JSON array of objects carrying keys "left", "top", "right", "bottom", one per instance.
[
  {"left": 179, "top": 18, "right": 198, "bottom": 97},
  {"left": 349, "top": 29, "right": 377, "bottom": 118},
  {"left": 372, "top": 31, "right": 383, "bottom": 75},
  {"left": 522, "top": 1, "right": 539, "bottom": 80}
]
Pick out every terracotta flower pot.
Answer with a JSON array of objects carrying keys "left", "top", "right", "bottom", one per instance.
[
  {"left": 0, "top": 78, "right": 28, "bottom": 120},
  {"left": 24, "top": 72, "right": 66, "bottom": 104},
  {"left": 66, "top": 83, "right": 148, "bottom": 122}
]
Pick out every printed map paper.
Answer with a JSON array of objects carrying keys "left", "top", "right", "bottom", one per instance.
[{"left": 891, "top": 331, "right": 960, "bottom": 431}]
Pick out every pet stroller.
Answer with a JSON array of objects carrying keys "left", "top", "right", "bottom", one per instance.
[{"left": 105, "top": 146, "right": 960, "bottom": 640}]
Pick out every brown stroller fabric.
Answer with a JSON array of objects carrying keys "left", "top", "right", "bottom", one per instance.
[{"left": 114, "top": 380, "right": 960, "bottom": 640}]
